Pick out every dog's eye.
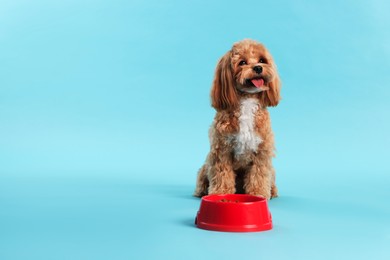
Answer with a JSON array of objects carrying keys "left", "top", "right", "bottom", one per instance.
[
  {"left": 239, "top": 60, "right": 247, "bottom": 66},
  {"left": 259, "top": 58, "right": 266, "bottom": 64}
]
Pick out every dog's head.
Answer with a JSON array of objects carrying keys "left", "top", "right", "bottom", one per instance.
[{"left": 211, "top": 39, "right": 281, "bottom": 110}]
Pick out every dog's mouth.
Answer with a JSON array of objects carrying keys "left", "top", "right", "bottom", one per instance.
[{"left": 245, "top": 77, "right": 269, "bottom": 90}]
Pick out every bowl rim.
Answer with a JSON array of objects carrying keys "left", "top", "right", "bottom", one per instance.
[{"left": 201, "top": 194, "right": 266, "bottom": 204}]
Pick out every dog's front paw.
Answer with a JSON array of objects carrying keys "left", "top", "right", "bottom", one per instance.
[{"left": 246, "top": 189, "right": 271, "bottom": 200}]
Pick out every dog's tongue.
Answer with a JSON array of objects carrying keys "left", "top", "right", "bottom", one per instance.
[{"left": 251, "top": 78, "right": 264, "bottom": 88}]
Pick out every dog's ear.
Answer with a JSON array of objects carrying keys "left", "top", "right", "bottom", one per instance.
[
  {"left": 211, "top": 51, "right": 238, "bottom": 111},
  {"left": 260, "top": 64, "right": 281, "bottom": 107}
]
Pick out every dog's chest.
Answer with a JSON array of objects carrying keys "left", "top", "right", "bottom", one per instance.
[{"left": 230, "top": 98, "right": 262, "bottom": 156}]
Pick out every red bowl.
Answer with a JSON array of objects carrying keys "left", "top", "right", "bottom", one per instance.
[{"left": 195, "top": 194, "right": 272, "bottom": 232}]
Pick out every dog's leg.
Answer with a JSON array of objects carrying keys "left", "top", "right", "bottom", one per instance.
[
  {"left": 207, "top": 151, "right": 236, "bottom": 195},
  {"left": 194, "top": 164, "right": 209, "bottom": 197},
  {"left": 244, "top": 152, "right": 272, "bottom": 199}
]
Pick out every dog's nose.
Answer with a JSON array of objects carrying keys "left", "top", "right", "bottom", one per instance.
[{"left": 253, "top": 66, "right": 263, "bottom": 74}]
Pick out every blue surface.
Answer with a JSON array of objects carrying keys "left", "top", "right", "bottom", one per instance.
[{"left": 1, "top": 0, "right": 390, "bottom": 259}]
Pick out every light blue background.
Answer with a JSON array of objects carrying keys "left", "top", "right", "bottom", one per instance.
[{"left": 1, "top": 0, "right": 390, "bottom": 259}]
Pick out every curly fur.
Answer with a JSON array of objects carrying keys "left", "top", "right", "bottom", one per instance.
[{"left": 194, "top": 39, "right": 281, "bottom": 200}]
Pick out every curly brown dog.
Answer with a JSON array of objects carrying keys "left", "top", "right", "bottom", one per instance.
[{"left": 194, "top": 39, "right": 281, "bottom": 200}]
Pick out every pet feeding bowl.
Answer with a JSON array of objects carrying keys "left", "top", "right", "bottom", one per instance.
[{"left": 195, "top": 194, "right": 272, "bottom": 232}]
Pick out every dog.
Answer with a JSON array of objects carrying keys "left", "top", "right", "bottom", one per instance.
[{"left": 194, "top": 39, "right": 281, "bottom": 200}]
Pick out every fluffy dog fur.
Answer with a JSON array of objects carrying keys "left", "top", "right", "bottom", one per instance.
[{"left": 194, "top": 39, "right": 281, "bottom": 200}]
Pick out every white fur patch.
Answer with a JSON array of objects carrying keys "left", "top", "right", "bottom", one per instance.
[{"left": 233, "top": 98, "right": 262, "bottom": 156}]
